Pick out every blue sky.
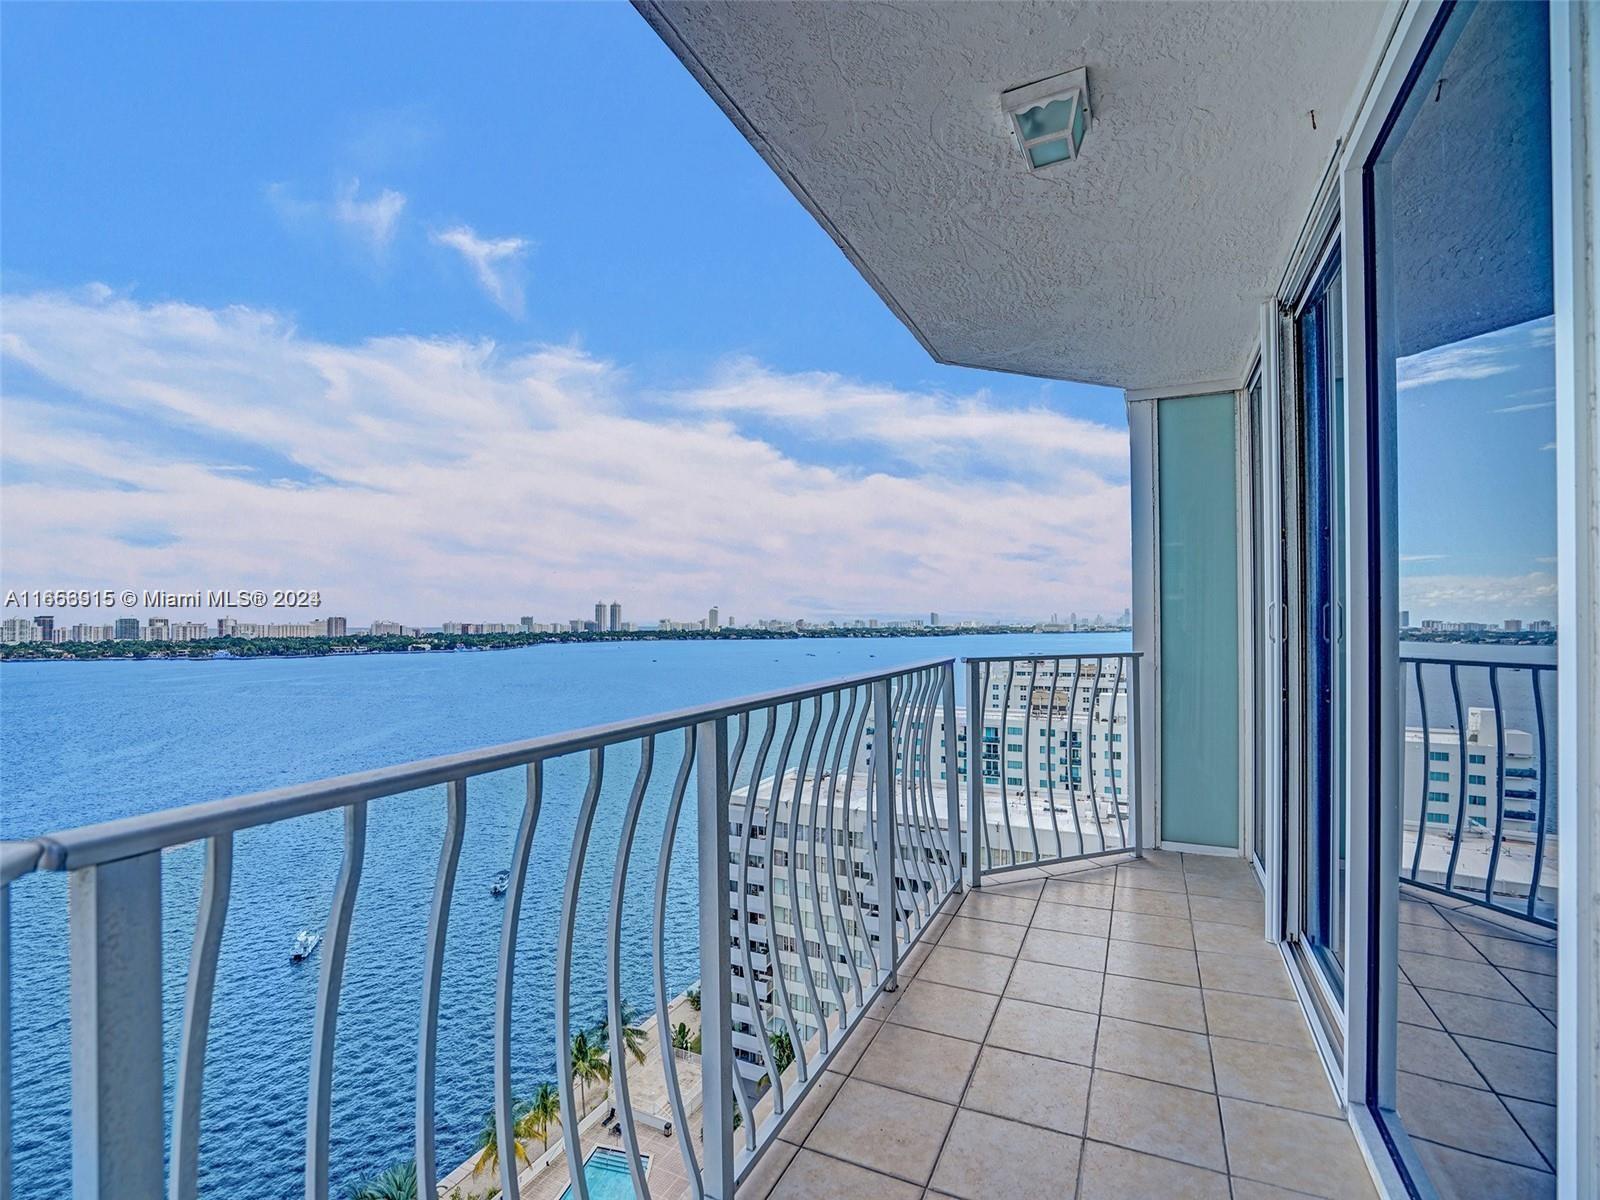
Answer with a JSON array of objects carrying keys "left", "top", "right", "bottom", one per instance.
[{"left": 0, "top": 1, "right": 1130, "bottom": 626}]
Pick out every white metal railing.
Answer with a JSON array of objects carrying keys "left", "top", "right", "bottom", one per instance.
[
  {"left": 963, "top": 653, "right": 1143, "bottom": 881},
  {"left": 0, "top": 658, "right": 962, "bottom": 1200}
]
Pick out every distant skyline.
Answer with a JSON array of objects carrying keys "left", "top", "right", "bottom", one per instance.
[{"left": 0, "top": 3, "right": 1130, "bottom": 626}]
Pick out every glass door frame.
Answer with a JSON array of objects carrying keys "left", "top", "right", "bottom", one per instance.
[{"left": 1277, "top": 222, "right": 1351, "bottom": 1073}]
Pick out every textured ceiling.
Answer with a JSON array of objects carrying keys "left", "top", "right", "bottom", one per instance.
[{"left": 639, "top": 1, "right": 1391, "bottom": 392}]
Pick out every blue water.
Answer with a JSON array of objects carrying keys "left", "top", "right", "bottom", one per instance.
[
  {"left": 0, "top": 632, "right": 1127, "bottom": 1198},
  {"left": 559, "top": 1147, "right": 644, "bottom": 1200}
]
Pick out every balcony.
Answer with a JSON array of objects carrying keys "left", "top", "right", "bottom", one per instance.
[{"left": 740, "top": 850, "right": 1374, "bottom": 1200}]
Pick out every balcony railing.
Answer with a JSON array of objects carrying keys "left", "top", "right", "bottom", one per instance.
[
  {"left": 963, "top": 652, "right": 1143, "bottom": 882},
  {"left": 0, "top": 658, "right": 964, "bottom": 1200},
  {"left": 1398, "top": 642, "right": 1557, "bottom": 927}
]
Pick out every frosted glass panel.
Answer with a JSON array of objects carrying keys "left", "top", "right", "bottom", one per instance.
[{"left": 1158, "top": 393, "right": 1240, "bottom": 847}]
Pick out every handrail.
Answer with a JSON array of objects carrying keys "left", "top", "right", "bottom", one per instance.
[
  {"left": 19, "top": 658, "right": 955, "bottom": 872},
  {"left": 1398, "top": 641, "right": 1555, "bottom": 669},
  {"left": 962, "top": 649, "right": 1141, "bottom": 664}
]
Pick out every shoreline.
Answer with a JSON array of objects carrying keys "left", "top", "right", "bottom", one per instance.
[{"left": 0, "top": 625, "right": 1133, "bottom": 665}]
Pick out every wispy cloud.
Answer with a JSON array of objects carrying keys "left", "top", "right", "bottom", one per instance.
[
  {"left": 332, "top": 179, "right": 406, "bottom": 253},
  {"left": 1400, "top": 571, "right": 1558, "bottom": 623},
  {"left": 1492, "top": 400, "right": 1554, "bottom": 414},
  {"left": 1400, "top": 553, "right": 1447, "bottom": 563},
  {"left": 432, "top": 225, "right": 530, "bottom": 316},
  {"left": 267, "top": 177, "right": 407, "bottom": 257},
  {"left": 0, "top": 288, "right": 1130, "bottom": 623},
  {"left": 1397, "top": 343, "right": 1514, "bottom": 391}
]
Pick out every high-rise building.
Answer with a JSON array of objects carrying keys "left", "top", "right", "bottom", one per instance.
[
  {"left": 33, "top": 616, "right": 54, "bottom": 642},
  {"left": 324, "top": 617, "right": 347, "bottom": 637},
  {"left": 1503, "top": 618, "right": 1522, "bottom": 632},
  {"left": 1400, "top": 610, "right": 1412, "bottom": 628},
  {"left": 930, "top": 612, "right": 940, "bottom": 627},
  {"left": 608, "top": 601, "right": 622, "bottom": 632},
  {"left": 709, "top": 606, "right": 720, "bottom": 631},
  {"left": 147, "top": 617, "right": 169, "bottom": 641},
  {"left": 114, "top": 618, "right": 140, "bottom": 641},
  {"left": 1, "top": 618, "right": 37, "bottom": 644},
  {"left": 595, "top": 602, "right": 606, "bottom": 629}
]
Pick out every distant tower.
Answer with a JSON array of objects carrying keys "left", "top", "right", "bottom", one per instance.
[
  {"left": 33, "top": 615, "right": 54, "bottom": 643},
  {"left": 1400, "top": 610, "right": 1411, "bottom": 629},
  {"left": 595, "top": 601, "right": 606, "bottom": 629},
  {"left": 608, "top": 601, "right": 622, "bottom": 632},
  {"left": 326, "top": 617, "right": 347, "bottom": 637},
  {"left": 930, "top": 612, "right": 940, "bottom": 627},
  {"left": 709, "top": 606, "right": 720, "bottom": 631}
]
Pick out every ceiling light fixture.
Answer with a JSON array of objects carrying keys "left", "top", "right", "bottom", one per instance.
[{"left": 1002, "top": 68, "right": 1091, "bottom": 171}]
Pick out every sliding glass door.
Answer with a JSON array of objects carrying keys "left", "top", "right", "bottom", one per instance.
[{"left": 1298, "top": 253, "right": 1347, "bottom": 998}]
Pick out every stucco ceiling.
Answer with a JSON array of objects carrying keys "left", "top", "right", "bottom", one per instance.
[{"left": 639, "top": 1, "right": 1392, "bottom": 392}]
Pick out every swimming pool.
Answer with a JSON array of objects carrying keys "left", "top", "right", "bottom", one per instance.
[{"left": 557, "top": 1146, "right": 648, "bottom": 1200}]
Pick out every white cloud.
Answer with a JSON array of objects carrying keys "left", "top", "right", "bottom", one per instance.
[
  {"left": 267, "top": 178, "right": 407, "bottom": 257},
  {"left": 1396, "top": 343, "right": 1514, "bottom": 391},
  {"left": 0, "top": 289, "right": 1131, "bottom": 625},
  {"left": 1492, "top": 400, "right": 1554, "bottom": 414},
  {"left": 431, "top": 225, "right": 530, "bottom": 316},
  {"left": 1400, "top": 554, "right": 1447, "bottom": 563},
  {"left": 332, "top": 179, "right": 406, "bottom": 253},
  {"left": 1400, "top": 571, "right": 1558, "bottom": 624}
]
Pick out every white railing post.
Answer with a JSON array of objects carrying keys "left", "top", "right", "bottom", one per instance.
[
  {"left": 940, "top": 664, "right": 963, "bottom": 893},
  {"left": 965, "top": 661, "right": 983, "bottom": 889},
  {"left": 872, "top": 679, "right": 898, "bottom": 990},
  {"left": 695, "top": 718, "right": 735, "bottom": 1200},
  {"left": 69, "top": 852, "right": 165, "bottom": 1200},
  {"left": 1129, "top": 655, "right": 1145, "bottom": 859}
]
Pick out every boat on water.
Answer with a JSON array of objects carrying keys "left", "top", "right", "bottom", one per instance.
[
  {"left": 290, "top": 929, "right": 321, "bottom": 962},
  {"left": 490, "top": 869, "right": 511, "bottom": 897}
]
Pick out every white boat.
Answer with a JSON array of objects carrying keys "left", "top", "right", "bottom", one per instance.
[
  {"left": 290, "top": 929, "right": 321, "bottom": 962},
  {"left": 490, "top": 870, "right": 511, "bottom": 898}
]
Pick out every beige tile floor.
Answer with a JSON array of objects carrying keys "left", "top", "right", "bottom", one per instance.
[
  {"left": 1395, "top": 884, "right": 1557, "bottom": 1200},
  {"left": 737, "top": 850, "right": 1378, "bottom": 1200}
]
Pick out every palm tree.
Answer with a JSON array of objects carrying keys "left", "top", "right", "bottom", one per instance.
[
  {"left": 769, "top": 1028, "right": 795, "bottom": 1075},
  {"left": 687, "top": 986, "right": 701, "bottom": 1012},
  {"left": 672, "top": 1022, "right": 692, "bottom": 1053},
  {"left": 570, "top": 1029, "right": 612, "bottom": 1117},
  {"left": 473, "top": 1103, "right": 530, "bottom": 1176},
  {"left": 595, "top": 1004, "right": 649, "bottom": 1068},
  {"left": 516, "top": 1082, "right": 561, "bottom": 1157},
  {"left": 349, "top": 1161, "right": 417, "bottom": 1200}
]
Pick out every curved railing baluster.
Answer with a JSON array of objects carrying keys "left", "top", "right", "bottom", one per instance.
[
  {"left": 737, "top": 707, "right": 783, "bottom": 1116},
  {"left": 1085, "top": 662, "right": 1108, "bottom": 853},
  {"left": 171, "top": 833, "right": 232, "bottom": 1200},
  {"left": 305, "top": 802, "right": 367, "bottom": 1200},
  {"left": 996, "top": 659, "right": 1018, "bottom": 864},
  {"left": 555, "top": 749, "right": 607, "bottom": 1200},
  {"left": 910, "top": 668, "right": 942, "bottom": 913},
  {"left": 821, "top": 686, "right": 863, "bottom": 1013},
  {"left": 785, "top": 698, "right": 828, "bottom": 1056},
  {"left": 609, "top": 737, "right": 657, "bottom": 1200},
  {"left": 416, "top": 780, "right": 466, "bottom": 1196},
  {"left": 652, "top": 730, "right": 704, "bottom": 1194},
  {"left": 838, "top": 687, "right": 879, "bottom": 989},
  {"left": 1042, "top": 659, "right": 1064, "bottom": 861},
  {"left": 494, "top": 762, "right": 544, "bottom": 1200},
  {"left": 913, "top": 666, "right": 948, "bottom": 892},
  {"left": 1442, "top": 666, "right": 1470, "bottom": 894},
  {"left": 806, "top": 690, "right": 849, "bottom": 1037},
  {"left": 893, "top": 671, "right": 931, "bottom": 928},
  {"left": 1063, "top": 661, "right": 1085, "bottom": 857},
  {"left": 972, "top": 662, "right": 985, "bottom": 870},
  {"left": 1527, "top": 668, "right": 1551, "bottom": 920},
  {"left": 1407, "top": 660, "right": 1432, "bottom": 881},
  {"left": 1485, "top": 667, "right": 1507, "bottom": 905},
  {"left": 764, "top": 701, "right": 808, "bottom": 1083},
  {"left": 1108, "top": 657, "right": 1128, "bottom": 848},
  {"left": 1020, "top": 660, "right": 1041, "bottom": 862},
  {"left": 916, "top": 666, "right": 952, "bottom": 893}
]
